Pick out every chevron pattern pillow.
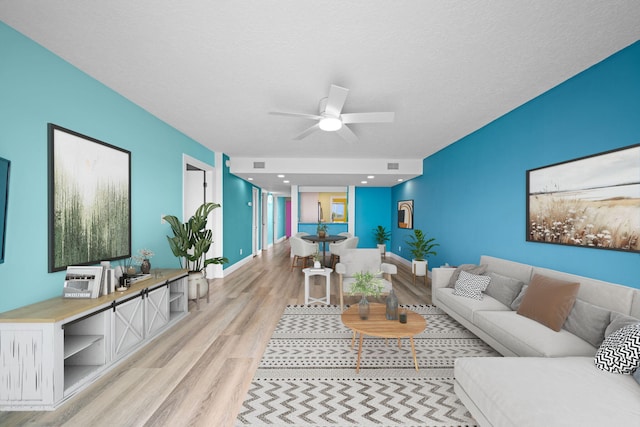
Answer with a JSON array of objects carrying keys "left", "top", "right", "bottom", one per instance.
[
  {"left": 594, "top": 323, "right": 640, "bottom": 374},
  {"left": 453, "top": 270, "right": 491, "bottom": 300}
]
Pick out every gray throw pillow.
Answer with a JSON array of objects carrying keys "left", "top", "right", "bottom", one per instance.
[
  {"left": 633, "top": 366, "right": 640, "bottom": 385},
  {"left": 484, "top": 272, "right": 524, "bottom": 307},
  {"left": 606, "top": 312, "right": 640, "bottom": 337},
  {"left": 563, "top": 299, "right": 611, "bottom": 348},
  {"left": 447, "top": 264, "right": 488, "bottom": 288},
  {"left": 510, "top": 284, "right": 528, "bottom": 310}
]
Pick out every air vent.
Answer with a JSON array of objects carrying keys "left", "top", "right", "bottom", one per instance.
[
  {"left": 253, "top": 161, "right": 266, "bottom": 169},
  {"left": 387, "top": 162, "right": 399, "bottom": 170}
]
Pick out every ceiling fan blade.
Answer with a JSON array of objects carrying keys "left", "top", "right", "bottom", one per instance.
[
  {"left": 324, "top": 84, "right": 349, "bottom": 117},
  {"left": 293, "top": 123, "right": 320, "bottom": 140},
  {"left": 336, "top": 125, "right": 359, "bottom": 143},
  {"left": 340, "top": 112, "right": 395, "bottom": 124},
  {"left": 269, "top": 111, "right": 323, "bottom": 120}
]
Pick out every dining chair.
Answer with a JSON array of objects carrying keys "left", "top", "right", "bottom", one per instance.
[
  {"left": 289, "top": 235, "right": 317, "bottom": 271},
  {"left": 329, "top": 236, "right": 358, "bottom": 269}
]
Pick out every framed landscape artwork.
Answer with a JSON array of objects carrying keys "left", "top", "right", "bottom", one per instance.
[
  {"left": 398, "top": 200, "right": 414, "bottom": 229},
  {"left": 526, "top": 144, "right": 640, "bottom": 253},
  {"left": 48, "top": 124, "right": 131, "bottom": 272}
]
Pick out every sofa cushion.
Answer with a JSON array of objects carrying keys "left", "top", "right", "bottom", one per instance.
[
  {"left": 517, "top": 274, "right": 580, "bottom": 332},
  {"left": 454, "top": 357, "right": 640, "bottom": 427},
  {"left": 510, "top": 284, "right": 528, "bottom": 310},
  {"left": 446, "top": 264, "right": 487, "bottom": 287},
  {"left": 563, "top": 299, "right": 611, "bottom": 348},
  {"left": 474, "top": 310, "right": 596, "bottom": 357},
  {"left": 435, "top": 287, "right": 511, "bottom": 324},
  {"left": 594, "top": 323, "right": 640, "bottom": 374},
  {"left": 606, "top": 312, "right": 640, "bottom": 337},
  {"left": 484, "top": 272, "right": 524, "bottom": 307},
  {"left": 453, "top": 271, "right": 491, "bottom": 300}
]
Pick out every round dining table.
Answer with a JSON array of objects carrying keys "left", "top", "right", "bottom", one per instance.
[{"left": 301, "top": 234, "right": 347, "bottom": 266}]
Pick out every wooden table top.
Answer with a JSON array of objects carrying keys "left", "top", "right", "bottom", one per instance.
[{"left": 341, "top": 303, "right": 426, "bottom": 338}]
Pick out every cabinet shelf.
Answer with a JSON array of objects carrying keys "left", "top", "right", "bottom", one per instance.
[
  {"left": 64, "top": 365, "right": 103, "bottom": 392},
  {"left": 64, "top": 335, "right": 103, "bottom": 359},
  {"left": 169, "top": 292, "right": 182, "bottom": 303}
]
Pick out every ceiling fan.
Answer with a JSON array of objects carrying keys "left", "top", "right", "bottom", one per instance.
[{"left": 269, "top": 84, "right": 394, "bottom": 143}]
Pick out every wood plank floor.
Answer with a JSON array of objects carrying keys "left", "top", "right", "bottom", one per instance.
[{"left": 0, "top": 241, "right": 432, "bottom": 427}]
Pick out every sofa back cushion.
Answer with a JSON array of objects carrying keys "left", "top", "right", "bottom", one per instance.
[
  {"left": 517, "top": 274, "right": 580, "bottom": 332},
  {"left": 485, "top": 272, "right": 524, "bottom": 307},
  {"left": 480, "top": 255, "right": 533, "bottom": 284},
  {"left": 563, "top": 299, "right": 611, "bottom": 347}
]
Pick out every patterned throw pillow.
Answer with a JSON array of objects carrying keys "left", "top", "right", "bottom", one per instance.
[
  {"left": 453, "top": 270, "right": 491, "bottom": 300},
  {"left": 594, "top": 323, "right": 640, "bottom": 374}
]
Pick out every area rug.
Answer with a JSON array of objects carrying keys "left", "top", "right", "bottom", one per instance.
[{"left": 235, "top": 305, "right": 500, "bottom": 427}]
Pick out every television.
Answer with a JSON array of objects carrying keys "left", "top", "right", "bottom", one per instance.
[{"left": 0, "top": 157, "right": 9, "bottom": 264}]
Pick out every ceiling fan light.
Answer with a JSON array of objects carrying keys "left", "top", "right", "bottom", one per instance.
[{"left": 319, "top": 117, "right": 342, "bottom": 131}]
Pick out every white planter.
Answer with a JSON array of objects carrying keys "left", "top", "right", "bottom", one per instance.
[
  {"left": 412, "top": 259, "right": 428, "bottom": 277},
  {"left": 188, "top": 271, "right": 209, "bottom": 300},
  {"left": 377, "top": 244, "right": 386, "bottom": 255},
  {"left": 314, "top": 261, "right": 321, "bottom": 269}
]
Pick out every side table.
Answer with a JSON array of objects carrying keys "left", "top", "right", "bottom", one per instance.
[{"left": 302, "top": 267, "right": 332, "bottom": 305}]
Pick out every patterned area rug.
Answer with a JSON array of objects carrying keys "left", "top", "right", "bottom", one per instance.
[{"left": 236, "top": 305, "right": 500, "bottom": 427}]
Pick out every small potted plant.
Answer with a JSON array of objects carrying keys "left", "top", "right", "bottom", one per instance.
[
  {"left": 373, "top": 225, "right": 391, "bottom": 257},
  {"left": 349, "top": 271, "right": 384, "bottom": 319},
  {"left": 317, "top": 222, "right": 328, "bottom": 238},
  {"left": 405, "top": 229, "right": 438, "bottom": 282},
  {"left": 312, "top": 250, "right": 322, "bottom": 269},
  {"left": 134, "top": 248, "right": 154, "bottom": 274},
  {"left": 164, "top": 202, "right": 228, "bottom": 303}
]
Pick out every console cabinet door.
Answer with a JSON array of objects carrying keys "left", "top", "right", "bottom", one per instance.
[
  {"left": 112, "top": 294, "right": 144, "bottom": 360},
  {"left": 145, "top": 284, "right": 169, "bottom": 338}
]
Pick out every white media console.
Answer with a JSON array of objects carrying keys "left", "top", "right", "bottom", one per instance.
[{"left": 0, "top": 269, "right": 189, "bottom": 411}]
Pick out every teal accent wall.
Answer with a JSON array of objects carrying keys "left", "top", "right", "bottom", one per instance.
[
  {"left": 267, "top": 193, "right": 274, "bottom": 247},
  {"left": 392, "top": 41, "right": 640, "bottom": 289},
  {"left": 0, "top": 22, "right": 217, "bottom": 312},
  {"left": 355, "top": 187, "right": 392, "bottom": 249},
  {"left": 222, "top": 154, "right": 258, "bottom": 264}
]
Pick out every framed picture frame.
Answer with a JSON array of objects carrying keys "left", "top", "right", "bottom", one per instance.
[
  {"left": 526, "top": 143, "right": 640, "bottom": 253},
  {"left": 48, "top": 124, "right": 131, "bottom": 272},
  {"left": 398, "top": 200, "right": 414, "bottom": 229}
]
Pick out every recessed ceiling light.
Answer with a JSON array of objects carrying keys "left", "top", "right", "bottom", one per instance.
[
  {"left": 283, "top": 180, "right": 290, "bottom": 183},
  {"left": 361, "top": 180, "right": 368, "bottom": 184},
  {"left": 277, "top": 174, "right": 285, "bottom": 178},
  {"left": 248, "top": 177, "right": 254, "bottom": 181},
  {"left": 367, "top": 175, "right": 374, "bottom": 179},
  {"left": 397, "top": 178, "right": 403, "bottom": 182}
]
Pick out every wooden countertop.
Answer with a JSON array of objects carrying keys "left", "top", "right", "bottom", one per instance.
[{"left": 0, "top": 269, "right": 188, "bottom": 323}]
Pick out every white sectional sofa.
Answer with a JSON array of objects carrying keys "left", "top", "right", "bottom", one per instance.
[{"left": 431, "top": 255, "right": 640, "bottom": 427}]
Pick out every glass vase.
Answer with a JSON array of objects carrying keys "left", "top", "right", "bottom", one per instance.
[
  {"left": 358, "top": 296, "right": 369, "bottom": 320},
  {"left": 386, "top": 288, "right": 398, "bottom": 320}
]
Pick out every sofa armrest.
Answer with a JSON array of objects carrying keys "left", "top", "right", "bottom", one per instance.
[
  {"left": 432, "top": 267, "right": 455, "bottom": 290},
  {"left": 381, "top": 263, "right": 397, "bottom": 275}
]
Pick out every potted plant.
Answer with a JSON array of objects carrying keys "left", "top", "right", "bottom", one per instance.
[
  {"left": 349, "top": 271, "right": 384, "bottom": 319},
  {"left": 373, "top": 225, "right": 391, "bottom": 256},
  {"left": 164, "top": 202, "right": 228, "bottom": 302},
  {"left": 405, "top": 229, "right": 438, "bottom": 281},
  {"left": 312, "top": 250, "right": 322, "bottom": 269},
  {"left": 317, "top": 222, "right": 328, "bottom": 238}
]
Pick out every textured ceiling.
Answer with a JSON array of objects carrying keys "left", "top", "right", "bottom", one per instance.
[{"left": 1, "top": 1, "right": 639, "bottom": 194}]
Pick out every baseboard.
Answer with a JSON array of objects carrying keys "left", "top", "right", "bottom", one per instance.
[{"left": 219, "top": 253, "right": 258, "bottom": 277}]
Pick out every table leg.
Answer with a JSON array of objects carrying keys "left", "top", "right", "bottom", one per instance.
[
  {"left": 322, "top": 242, "right": 328, "bottom": 266},
  {"left": 356, "top": 333, "right": 364, "bottom": 373},
  {"left": 325, "top": 273, "right": 330, "bottom": 304},
  {"left": 304, "top": 273, "right": 310, "bottom": 305},
  {"left": 410, "top": 336, "right": 419, "bottom": 371}
]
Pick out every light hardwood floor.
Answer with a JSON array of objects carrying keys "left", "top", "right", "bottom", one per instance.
[{"left": 0, "top": 240, "right": 432, "bottom": 427}]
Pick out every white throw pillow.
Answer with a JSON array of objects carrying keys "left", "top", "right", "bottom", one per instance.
[
  {"left": 594, "top": 323, "right": 640, "bottom": 374},
  {"left": 453, "top": 270, "right": 491, "bottom": 300}
]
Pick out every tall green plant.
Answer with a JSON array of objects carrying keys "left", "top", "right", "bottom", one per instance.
[
  {"left": 405, "top": 229, "right": 438, "bottom": 261},
  {"left": 372, "top": 225, "right": 391, "bottom": 245},
  {"left": 164, "top": 202, "right": 228, "bottom": 272}
]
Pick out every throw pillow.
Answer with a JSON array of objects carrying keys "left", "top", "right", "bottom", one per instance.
[
  {"left": 606, "top": 312, "right": 640, "bottom": 337},
  {"left": 453, "top": 270, "right": 491, "bottom": 300},
  {"left": 510, "top": 284, "right": 529, "bottom": 310},
  {"left": 633, "top": 366, "right": 640, "bottom": 385},
  {"left": 516, "top": 274, "right": 580, "bottom": 332},
  {"left": 446, "top": 264, "right": 488, "bottom": 288},
  {"left": 484, "top": 272, "right": 524, "bottom": 307},
  {"left": 563, "top": 299, "right": 611, "bottom": 348},
  {"left": 594, "top": 323, "right": 640, "bottom": 374}
]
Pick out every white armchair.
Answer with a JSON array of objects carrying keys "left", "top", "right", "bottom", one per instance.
[
  {"left": 335, "top": 248, "right": 397, "bottom": 310},
  {"left": 329, "top": 236, "right": 359, "bottom": 269},
  {"left": 289, "top": 235, "right": 317, "bottom": 271}
]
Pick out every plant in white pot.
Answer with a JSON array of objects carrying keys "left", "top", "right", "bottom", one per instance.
[
  {"left": 405, "top": 229, "right": 438, "bottom": 285},
  {"left": 373, "top": 225, "right": 391, "bottom": 257},
  {"left": 164, "top": 202, "right": 228, "bottom": 305}
]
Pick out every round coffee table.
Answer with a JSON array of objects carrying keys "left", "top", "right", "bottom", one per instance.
[{"left": 341, "top": 303, "right": 426, "bottom": 372}]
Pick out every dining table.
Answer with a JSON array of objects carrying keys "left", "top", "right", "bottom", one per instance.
[{"left": 301, "top": 234, "right": 347, "bottom": 266}]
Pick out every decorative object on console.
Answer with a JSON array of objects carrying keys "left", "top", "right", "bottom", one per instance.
[
  {"left": 397, "top": 200, "right": 413, "bottom": 229},
  {"left": 526, "top": 143, "right": 640, "bottom": 253},
  {"left": 48, "top": 124, "right": 131, "bottom": 272},
  {"left": 63, "top": 265, "right": 104, "bottom": 298},
  {"left": 134, "top": 248, "right": 154, "bottom": 274},
  {"left": 164, "top": 202, "right": 228, "bottom": 309},
  {"left": 405, "top": 228, "right": 438, "bottom": 285}
]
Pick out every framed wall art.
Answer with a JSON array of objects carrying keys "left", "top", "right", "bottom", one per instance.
[
  {"left": 48, "top": 124, "right": 131, "bottom": 272},
  {"left": 526, "top": 143, "right": 640, "bottom": 253},
  {"left": 398, "top": 199, "right": 414, "bottom": 229}
]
